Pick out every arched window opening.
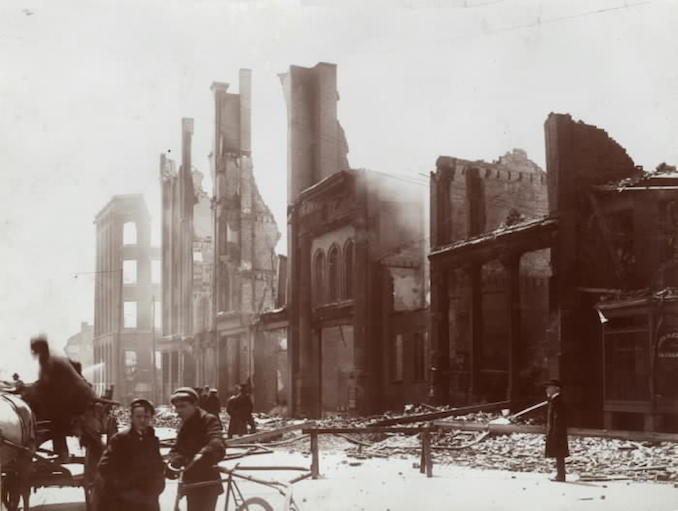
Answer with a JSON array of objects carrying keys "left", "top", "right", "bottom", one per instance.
[
  {"left": 343, "top": 240, "right": 354, "bottom": 299},
  {"left": 313, "top": 250, "right": 326, "bottom": 304},
  {"left": 328, "top": 245, "right": 340, "bottom": 302}
]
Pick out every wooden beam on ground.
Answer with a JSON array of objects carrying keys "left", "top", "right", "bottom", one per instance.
[
  {"left": 369, "top": 401, "right": 510, "bottom": 427},
  {"left": 225, "top": 422, "right": 310, "bottom": 447},
  {"left": 302, "top": 426, "right": 437, "bottom": 435},
  {"left": 434, "top": 420, "right": 678, "bottom": 443}
]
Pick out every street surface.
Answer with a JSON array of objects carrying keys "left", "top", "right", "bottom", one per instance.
[{"left": 24, "top": 449, "right": 678, "bottom": 511}]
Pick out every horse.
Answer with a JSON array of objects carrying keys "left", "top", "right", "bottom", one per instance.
[{"left": 0, "top": 392, "right": 36, "bottom": 511}]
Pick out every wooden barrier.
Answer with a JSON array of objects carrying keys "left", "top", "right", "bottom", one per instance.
[{"left": 302, "top": 426, "right": 437, "bottom": 479}]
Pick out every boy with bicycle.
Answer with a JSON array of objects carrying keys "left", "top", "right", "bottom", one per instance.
[{"left": 167, "top": 387, "right": 226, "bottom": 511}]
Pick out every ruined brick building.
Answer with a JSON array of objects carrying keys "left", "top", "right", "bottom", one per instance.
[
  {"left": 430, "top": 113, "right": 678, "bottom": 431},
  {"left": 157, "top": 71, "right": 283, "bottom": 409},
  {"left": 210, "top": 70, "right": 284, "bottom": 407},
  {"left": 429, "top": 149, "right": 550, "bottom": 410},
  {"left": 282, "top": 63, "right": 429, "bottom": 417},
  {"left": 159, "top": 118, "right": 214, "bottom": 400},
  {"left": 93, "top": 195, "right": 160, "bottom": 403}
]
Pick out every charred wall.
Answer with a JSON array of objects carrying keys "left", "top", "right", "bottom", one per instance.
[{"left": 545, "top": 113, "right": 641, "bottom": 426}]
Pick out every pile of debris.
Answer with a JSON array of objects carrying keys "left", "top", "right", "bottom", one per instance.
[{"left": 432, "top": 431, "right": 678, "bottom": 483}]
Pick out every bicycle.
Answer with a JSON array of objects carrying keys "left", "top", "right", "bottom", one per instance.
[{"left": 172, "top": 463, "right": 305, "bottom": 511}]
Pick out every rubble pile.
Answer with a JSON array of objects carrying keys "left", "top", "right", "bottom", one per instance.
[{"left": 433, "top": 432, "right": 678, "bottom": 483}]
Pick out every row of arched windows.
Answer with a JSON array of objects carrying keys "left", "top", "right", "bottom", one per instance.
[{"left": 313, "top": 239, "right": 354, "bottom": 304}]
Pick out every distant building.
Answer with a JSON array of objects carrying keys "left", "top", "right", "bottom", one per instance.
[
  {"left": 93, "top": 195, "right": 161, "bottom": 403},
  {"left": 64, "top": 321, "right": 94, "bottom": 371}
]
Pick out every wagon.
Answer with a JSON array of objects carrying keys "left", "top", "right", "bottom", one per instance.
[{"left": 1, "top": 391, "right": 118, "bottom": 511}]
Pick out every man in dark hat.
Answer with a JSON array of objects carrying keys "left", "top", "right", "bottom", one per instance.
[
  {"left": 544, "top": 379, "right": 569, "bottom": 482},
  {"left": 167, "top": 387, "right": 225, "bottom": 511},
  {"left": 204, "top": 388, "right": 222, "bottom": 427},
  {"left": 198, "top": 385, "right": 210, "bottom": 410},
  {"left": 226, "top": 383, "right": 256, "bottom": 439},
  {"left": 97, "top": 398, "right": 165, "bottom": 511},
  {"left": 27, "top": 335, "right": 97, "bottom": 460}
]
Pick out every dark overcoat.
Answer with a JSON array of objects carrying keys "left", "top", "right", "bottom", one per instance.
[
  {"left": 204, "top": 395, "right": 221, "bottom": 417},
  {"left": 545, "top": 393, "right": 569, "bottom": 458},
  {"left": 23, "top": 355, "right": 96, "bottom": 434},
  {"left": 226, "top": 393, "right": 254, "bottom": 437},
  {"left": 97, "top": 427, "right": 165, "bottom": 511},
  {"left": 169, "top": 408, "right": 225, "bottom": 496}
]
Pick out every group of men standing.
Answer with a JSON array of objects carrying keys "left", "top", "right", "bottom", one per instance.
[{"left": 97, "top": 383, "right": 257, "bottom": 510}]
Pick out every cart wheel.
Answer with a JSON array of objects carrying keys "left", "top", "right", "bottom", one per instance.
[{"left": 236, "top": 496, "right": 274, "bottom": 511}]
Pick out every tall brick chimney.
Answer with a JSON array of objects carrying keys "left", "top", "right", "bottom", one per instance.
[{"left": 280, "top": 62, "right": 350, "bottom": 205}]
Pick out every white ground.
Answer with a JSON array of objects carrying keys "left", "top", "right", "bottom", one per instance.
[{"left": 21, "top": 448, "right": 678, "bottom": 511}]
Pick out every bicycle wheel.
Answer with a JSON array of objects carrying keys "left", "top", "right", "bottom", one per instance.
[{"left": 236, "top": 496, "right": 275, "bottom": 511}]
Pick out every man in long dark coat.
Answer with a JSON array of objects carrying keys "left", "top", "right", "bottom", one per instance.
[
  {"left": 226, "top": 383, "right": 256, "bottom": 439},
  {"left": 167, "top": 387, "right": 225, "bottom": 511},
  {"left": 544, "top": 379, "right": 569, "bottom": 482},
  {"left": 97, "top": 399, "right": 165, "bottom": 511},
  {"left": 27, "top": 336, "right": 97, "bottom": 460}
]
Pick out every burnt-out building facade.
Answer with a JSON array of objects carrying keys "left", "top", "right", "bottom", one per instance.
[
  {"left": 93, "top": 194, "right": 160, "bottom": 403},
  {"left": 283, "top": 63, "right": 429, "bottom": 417},
  {"left": 159, "top": 118, "right": 214, "bottom": 400},
  {"left": 430, "top": 113, "right": 678, "bottom": 431},
  {"left": 210, "top": 70, "right": 284, "bottom": 407},
  {"left": 594, "top": 170, "right": 678, "bottom": 431},
  {"left": 429, "top": 149, "right": 550, "bottom": 410}
]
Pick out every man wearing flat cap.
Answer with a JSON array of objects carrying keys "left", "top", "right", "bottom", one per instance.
[
  {"left": 544, "top": 379, "right": 569, "bottom": 482},
  {"left": 97, "top": 398, "right": 165, "bottom": 511},
  {"left": 167, "top": 387, "right": 225, "bottom": 511}
]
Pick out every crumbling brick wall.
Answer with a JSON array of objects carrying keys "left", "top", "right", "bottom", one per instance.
[{"left": 437, "top": 150, "right": 547, "bottom": 244}]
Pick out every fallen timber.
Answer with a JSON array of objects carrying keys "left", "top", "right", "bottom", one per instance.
[
  {"left": 302, "top": 426, "right": 436, "bottom": 479},
  {"left": 225, "top": 422, "right": 311, "bottom": 447},
  {"left": 370, "top": 400, "right": 510, "bottom": 427},
  {"left": 434, "top": 420, "right": 678, "bottom": 443}
]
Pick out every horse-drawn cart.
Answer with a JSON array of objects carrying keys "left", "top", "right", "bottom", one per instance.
[{"left": 1, "top": 391, "right": 118, "bottom": 511}]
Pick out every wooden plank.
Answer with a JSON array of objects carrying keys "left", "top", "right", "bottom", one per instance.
[
  {"left": 310, "top": 433, "right": 319, "bottom": 479},
  {"left": 434, "top": 420, "right": 678, "bottom": 443},
  {"left": 369, "top": 401, "right": 510, "bottom": 427},
  {"left": 422, "top": 430, "right": 433, "bottom": 478},
  {"left": 302, "top": 426, "right": 437, "bottom": 435},
  {"left": 225, "top": 423, "right": 309, "bottom": 447}
]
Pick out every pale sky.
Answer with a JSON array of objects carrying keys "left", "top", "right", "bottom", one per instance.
[{"left": 1, "top": 0, "right": 677, "bottom": 379}]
